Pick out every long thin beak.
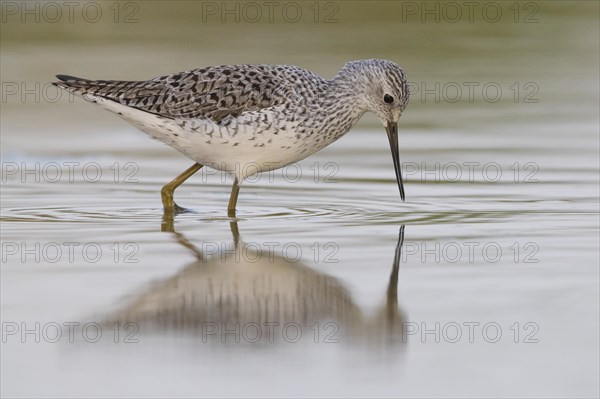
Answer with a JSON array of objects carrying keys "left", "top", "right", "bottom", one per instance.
[{"left": 385, "top": 121, "right": 405, "bottom": 201}]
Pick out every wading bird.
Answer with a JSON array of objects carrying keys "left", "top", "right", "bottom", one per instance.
[{"left": 54, "top": 59, "right": 409, "bottom": 216}]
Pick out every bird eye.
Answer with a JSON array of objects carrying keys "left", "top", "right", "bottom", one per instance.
[{"left": 384, "top": 94, "right": 394, "bottom": 104}]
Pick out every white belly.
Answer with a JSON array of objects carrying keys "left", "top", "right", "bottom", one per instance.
[{"left": 91, "top": 95, "right": 331, "bottom": 181}]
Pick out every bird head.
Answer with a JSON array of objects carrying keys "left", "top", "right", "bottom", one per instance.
[{"left": 338, "top": 59, "right": 409, "bottom": 200}]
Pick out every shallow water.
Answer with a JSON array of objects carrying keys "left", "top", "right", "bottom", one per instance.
[{"left": 1, "top": 1, "right": 599, "bottom": 397}]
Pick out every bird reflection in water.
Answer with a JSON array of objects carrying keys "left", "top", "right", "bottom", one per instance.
[{"left": 105, "top": 214, "right": 407, "bottom": 345}]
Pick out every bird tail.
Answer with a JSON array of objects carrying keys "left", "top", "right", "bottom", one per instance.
[
  {"left": 52, "top": 74, "right": 157, "bottom": 105},
  {"left": 53, "top": 74, "right": 136, "bottom": 96},
  {"left": 52, "top": 74, "right": 100, "bottom": 96}
]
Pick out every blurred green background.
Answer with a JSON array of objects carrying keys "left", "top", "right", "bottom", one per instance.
[{"left": 1, "top": 0, "right": 598, "bottom": 139}]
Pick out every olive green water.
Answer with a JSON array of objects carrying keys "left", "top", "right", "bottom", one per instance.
[{"left": 1, "top": 1, "right": 599, "bottom": 397}]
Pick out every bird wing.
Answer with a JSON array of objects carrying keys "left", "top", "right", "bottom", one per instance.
[{"left": 54, "top": 65, "right": 295, "bottom": 123}]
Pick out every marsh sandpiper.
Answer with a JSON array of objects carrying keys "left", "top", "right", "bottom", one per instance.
[{"left": 54, "top": 59, "right": 409, "bottom": 217}]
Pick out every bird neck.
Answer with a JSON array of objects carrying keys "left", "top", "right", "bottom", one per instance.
[
  {"left": 328, "top": 66, "right": 372, "bottom": 115},
  {"left": 309, "top": 77, "right": 368, "bottom": 143}
]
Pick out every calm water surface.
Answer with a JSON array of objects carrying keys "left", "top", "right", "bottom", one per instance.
[{"left": 1, "top": 2, "right": 598, "bottom": 397}]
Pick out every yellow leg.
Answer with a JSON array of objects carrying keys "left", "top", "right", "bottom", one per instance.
[
  {"left": 161, "top": 163, "right": 203, "bottom": 211},
  {"left": 227, "top": 178, "right": 240, "bottom": 217}
]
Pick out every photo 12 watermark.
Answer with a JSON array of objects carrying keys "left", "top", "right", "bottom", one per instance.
[
  {"left": 400, "top": 1, "right": 540, "bottom": 24},
  {"left": 1, "top": 1, "right": 140, "bottom": 24},
  {"left": 403, "top": 161, "right": 540, "bottom": 184},
  {"left": 407, "top": 81, "right": 540, "bottom": 104},
  {"left": 1, "top": 161, "right": 140, "bottom": 184},
  {"left": 2, "top": 322, "right": 139, "bottom": 344},
  {"left": 200, "top": 240, "right": 339, "bottom": 264},
  {"left": 402, "top": 240, "right": 539, "bottom": 264},
  {"left": 1, "top": 241, "right": 140, "bottom": 264},
  {"left": 197, "top": 161, "right": 340, "bottom": 184},
  {"left": 2, "top": 81, "right": 77, "bottom": 104},
  {"left": 403, "top": 321, "right": 540, "bottom": 343},
  {"left": 199, "top": 1, "right": 340, "bottom": 23},
  {"left": 198, "top": 321, "right": 340, "bottom": 343}
]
